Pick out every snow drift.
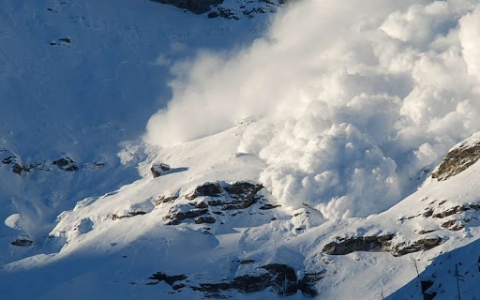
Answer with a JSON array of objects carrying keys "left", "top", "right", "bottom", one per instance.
[{"left": 145, "top": 0, "right": 480, "bottom": 218}]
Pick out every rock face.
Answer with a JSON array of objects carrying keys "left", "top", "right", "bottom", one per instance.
[
  {"left": 151, "top": 163, "right": 171, "bottom": 178},
  {"left": 432, "top": 141, "right": 480, "bottom": 181},
  {"left": 163, "top": 181, "right": 266, "bottom": 225},
  {"left": 323, "top": 234, "right": 393, "bottom": 255},
  {"left": 150, "top": 0, "right": 223, "bottom": 14},
  {"left": 323, "top": 234, "right": 443, "bottom": 257},
  {"left": 147, "top": 264, "right": 322, "bottom": 298}
]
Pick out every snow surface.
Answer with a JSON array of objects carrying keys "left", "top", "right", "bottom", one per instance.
[{"left": 3, "top": 0, "right": 480, "bottom": 299}]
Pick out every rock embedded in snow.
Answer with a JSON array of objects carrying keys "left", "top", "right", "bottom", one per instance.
[
  {"left": 52, "top": 157, "right": 79, "bottom": 172},
  {"left": 323, "top": 235, "right": 444, "bottom": 257},
  {"left": 11, "top": 238, "right": 33, "bottom": 247},
  {"left": 150, "top": 0, "right": 223, "bottom": 14},
  {"left": 150, "top": 163, "right": 171, "bottom": 178}
]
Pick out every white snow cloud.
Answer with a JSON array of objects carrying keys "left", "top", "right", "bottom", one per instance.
[{"left": 145, "top": 0, "right": 480, "bottom": 219}]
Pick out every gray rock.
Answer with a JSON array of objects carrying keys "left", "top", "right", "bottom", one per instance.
[
  {"left": 150, "top": 0, "right": 223, "bottom": 14},
  {"left": 151, "top": 163, "right": 171, "bottom": 178}
]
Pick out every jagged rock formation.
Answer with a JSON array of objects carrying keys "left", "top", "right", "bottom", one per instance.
[
  {"left": 162, "top": 181, "right": 269, "bottom": 225},
  {"left": 0, "top": 149, "right": 103, "bottom": 175},
  {"left": 53, "top": 157, "right": 79, "bottom": 171},
  {"left": 147, "top": 264, "right": 323, "bottom": 297},
  {"left": 432, "top": 140, "right": 480, "bottom": 181},
  {"left": 323, "top": 235, "right": 443, "bottom": 257}
]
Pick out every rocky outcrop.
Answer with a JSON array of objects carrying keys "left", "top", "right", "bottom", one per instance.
[
  {"left": 111, "top": 211, "right": 147, "bottom": 220},
  {"left": 150, "top": 0, "right": 223, "bottom": 14},
  {"left": 421, "top": 280, "right": 437, "bottom": 300},
  {"left": 323, "top": 235, "right": 443, "bottom": 257},
  {"left": 323, "top": 234, "right": 394, "bottom": 255},
  {"left": 163, "top": 181, "right": 267, "bottom": 225},
  {"left": 148, "top": 264, "right": 322, "bottom": 298},
  {"left": 11, "top": 238, "right": 33, "bottom": 247},
  {"left": 391, "top": 238, "right": 443, "bottom": 257},
  {"left": 164, "top": 206, "right": 209, "bottom": 225},
  {"left": 150, "top": 163, "right": 171, "bottom": 178},
  {"left": 147, "top": 272, "right": 187, "bottom": 288},
  {"left": 53, "top": 157, "right": 79, "bottom": 171},
  {"left": 432, "top": 141, "right": 480, "bottom": 181},
  {"left": 1, "top": 149, "right": 102, "bottom": 175}
]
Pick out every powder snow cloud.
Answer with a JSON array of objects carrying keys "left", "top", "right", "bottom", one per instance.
[{"left": 145, "top": 0, "right": 480, "bottom": 219}]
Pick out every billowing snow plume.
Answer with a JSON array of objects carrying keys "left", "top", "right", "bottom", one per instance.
[{"left": 145, "top": 0, "right": 480, "bottom": 218}]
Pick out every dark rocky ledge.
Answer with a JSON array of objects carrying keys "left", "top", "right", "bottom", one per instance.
[
  {"left": 323, "top": 234, "right": 444, "bottom": 257},
  {"left": 147, "top": 264, "right": 323, "bottom": 298}
]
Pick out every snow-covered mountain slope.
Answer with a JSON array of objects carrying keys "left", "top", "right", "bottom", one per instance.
[
  {"left": 4, "top": 125, "right": 480, "bottom": 300},
  {"left": 4, "top": 0, "right": 480, "bottom": 299},
  {"left": 0, "top": 0, "right": 272, "bottom": 269}
]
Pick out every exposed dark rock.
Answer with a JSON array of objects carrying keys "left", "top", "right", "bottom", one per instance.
[
  {"left": 148, "top": 264, "right": 321, "bottom": 297},
  {"left": 239, "top": 259, "right": 255, "bottom": 264},
  {"left": 154, "top": 195, "right": 179, "bottom": 206},
  {"left": 11, "top": 239, "right": 33, "bottom": 247},
  {"left": 94, "top": 162, "right": 105, "bottom": 168},
  {"left": 151, "top": 163, "right": 171, "bottom": 178},
  {"left": 207, "top": 11, "right": 219, "bottom": 18},
  {"left": 194, "top": 200, "right": 208, "bottom": 209},
  {"left": 432, "top": 204, "right": 480, "bottom": 219},
  {"left": 391, "top": 237, "right": 443, "bottom": 257},
  {"left": 323, "top": 235, "right": 443, "bottom": 257},
  {"left": 2, "top": 155, "right": 16, "bottom": 164},
  {"left": 260, "top": 264, "right": 298, "bottom": 295},
  {"left": 423, "top": 208, "right": 434, "bottom": 218},
  {"left": 218, "top": 182, "right": 263, "bottom": 210},
  {"left": 440, "top": 219, "right": 464, "bottom": 231},
  {"left": 421, "top": 280, "right": 437, "bottom": 300},
  {"left": 12, "top": 163, "right": 24, "bottom": 175},
  {"left": 112, "top": 211, "right": 147, "bottom": 220},
  {"left": 194, "top": 215, "right": 216, "bottom": 224},
  {"left": 53, "top": 157, "right": 79, "bottom": 171},
  {"left": 192, "top": 263, "right": 320, "bottom": 297},
  {"left": 166, "top": 181, "right": 264, "bottom": 225},
  {"left": 164, "top": 206, "right": 209, "bottom": 225},
  {"left": 147, "top": 272, "right": 187, "bottom": 286},
  {"left": 418, "top": 229, "right": 436, "bottom": 235},
  {"left": 150, "top": 0, "right": 223, "bottom": 14},
  {"left": 186, "top": 182, "right": 223, "bottom": 200},
  {"left": 323, "top": 234, "right": 394, "bottom": 255},
  {"left": 259, "top": 203, "right": 281, "bottom": 210},
  {"left": 59, "top": 37, "right": 71, "bottom": 43},
  {"left": 432, "top": 141, "right": 480, "bottom": 181}
]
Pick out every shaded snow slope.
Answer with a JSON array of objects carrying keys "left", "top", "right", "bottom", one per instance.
[{"left": 0, "top": 0, "right": 271, "bottom": 270}]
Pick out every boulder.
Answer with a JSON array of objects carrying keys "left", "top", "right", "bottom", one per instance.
[{"left": 150, "top": 163, "right": 171, "bottom": 178}]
